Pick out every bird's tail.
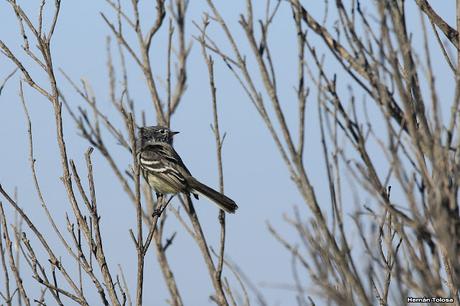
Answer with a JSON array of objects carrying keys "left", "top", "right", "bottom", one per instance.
[{"left": 187, "top": 177, "right": 238, "bottom": 213}]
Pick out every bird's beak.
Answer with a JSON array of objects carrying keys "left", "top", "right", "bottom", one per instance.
[{"left": 171, "top": 131, "right": 180, "bottom": 135}]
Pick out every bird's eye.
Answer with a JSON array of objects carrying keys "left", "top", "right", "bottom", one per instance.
[{"left": 160, "top": 129, "right": 166, "bottom": 134}]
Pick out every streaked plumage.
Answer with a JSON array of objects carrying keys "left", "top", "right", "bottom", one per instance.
[{"left": 137, "top": 126, "right": 238, "bottom": 213}]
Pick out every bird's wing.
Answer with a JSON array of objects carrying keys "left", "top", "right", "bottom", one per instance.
[
  {"left": 138, "top": 143, "right": 192, "bottom": 189},
  {"left": 143, "top": 143, "right": 192, "bottom": 174}
]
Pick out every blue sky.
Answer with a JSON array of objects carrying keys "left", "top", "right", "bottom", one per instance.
[{"left": 0, "top": 1, "right": 456, "bottom": 305}]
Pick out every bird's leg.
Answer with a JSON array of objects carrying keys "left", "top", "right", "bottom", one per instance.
[
  {"left": 152, "top": 194, "right": 175, "bottom": 217},
  {"left": 153, "top": 192, "right": 164, "bottom": 217}
]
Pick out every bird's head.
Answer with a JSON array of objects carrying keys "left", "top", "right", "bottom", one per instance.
[{"left": 137, "top": 125, "right": 179, "bottom": 150}]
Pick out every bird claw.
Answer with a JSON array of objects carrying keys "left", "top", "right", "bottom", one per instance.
[{"left": 152, "top": 209, "right": 162, "bottom": 217}]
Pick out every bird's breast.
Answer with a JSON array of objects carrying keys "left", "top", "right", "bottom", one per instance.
[{"left": 147, "top": 174, "right": 179, "bottom": 194}]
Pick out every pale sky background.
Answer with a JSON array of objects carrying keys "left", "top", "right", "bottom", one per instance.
[{"left": 0, "top": 1, "right": 455, "bottom": 305}]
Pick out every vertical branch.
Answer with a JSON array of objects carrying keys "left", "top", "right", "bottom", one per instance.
[
  {"left": 182, "top": 196, "right": 228, "bottom": 305},
  {"left": 166, "top": 18, "right": 174, "bottom": 123},
  {"left": 152, "top": 207, "right": 183, "bottom": 306},
  {"left": 457, "top": 0, "right": 460, "bottom": 79},
  {"left": 139, "top": 180, "right": 183, "bottom": 306},
  {"left": 0, "top": 204, "right": 13, "bottom": 306},
  {"left": 292, "top": 0, "right": 308, "bottom": 161},
  {"left": 0, "top": 202, "right": 29, "bottom": 306},
  {"left": 169, "top": 0, "right": 190, "bottom": 118},
  {"left": 127, "top": 113, "right": 144, "bottom": 306},
  {"left": 200, "top": 23, "right": 227, "bottom": 299}
]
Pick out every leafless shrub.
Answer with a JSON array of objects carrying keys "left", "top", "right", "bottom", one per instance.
[
  {"left": 0, "top": 0, "right": 240, "bottom": 305},
  {"left": 1, "top": 0, "right": 459, "bottom": 305},
  {"left": 198, "top": 0, "right": 460, "bottom": 305}
]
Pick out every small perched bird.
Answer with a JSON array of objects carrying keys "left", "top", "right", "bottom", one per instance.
[{"left": 136, "top": 125, "right": 238, "bottom": 213}]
